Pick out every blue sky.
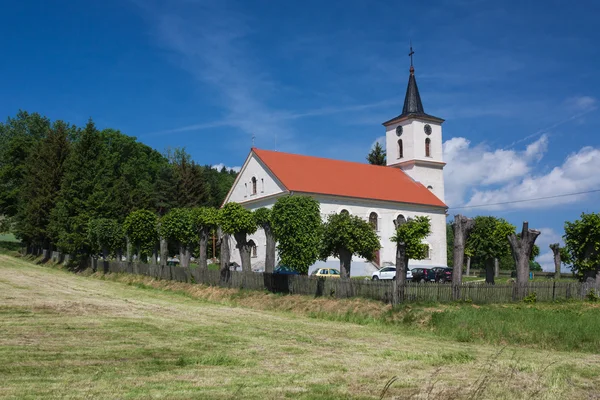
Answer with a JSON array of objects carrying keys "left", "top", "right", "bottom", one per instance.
[{"left": 1, "top": 0, "right": 599, "bottom": 269}]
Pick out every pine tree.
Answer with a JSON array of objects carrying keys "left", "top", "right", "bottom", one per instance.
[
  {"left": 16, "top": 121, "right": 72, "bottom": 248},
  {"left": 366, "top": 142, "right": 386, "bottom": 166},
  {"left": 49, "top": 119, "right": 105, "bottom": 257}
]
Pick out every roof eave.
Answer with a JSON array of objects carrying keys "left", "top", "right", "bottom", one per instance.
[
  {"left": 382, "top": 113, "right": 445, "bottom": 127},
  {"left": 290, "top": 190, "right": 447, "bottom": 210}
]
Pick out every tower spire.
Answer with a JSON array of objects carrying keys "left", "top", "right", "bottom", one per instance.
[{"left": 401, "top": 43, "right": 424, "bottom": 116}]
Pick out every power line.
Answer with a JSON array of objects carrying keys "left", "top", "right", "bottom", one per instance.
[{"left": 449, "top": 188, "right": 600, "bottom": 211}]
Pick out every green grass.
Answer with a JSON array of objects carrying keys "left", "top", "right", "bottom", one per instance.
[{"left": 1, "top": 255, "right": 600, "bottom": 399}]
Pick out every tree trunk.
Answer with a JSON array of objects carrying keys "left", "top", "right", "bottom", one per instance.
[
  {"left": 218, "top": 228, "right": 231, "bottom": 284},
  {"left": 494, "top": 258, "right": 499, "bottom": 277},
  {"left": 126, "top": 237, "right": 132, "bottom": 262},
  {"left": 466, "top": 256, "right": 471, "bottom": 276},
  {"left": 179, "top": 244, "right": 190, "bottom": 268},
  {"left": 393, "top": 243, "right": 408, "bottom": 305},
  {"left": 159, "top": 237, "right": 168, "bottom": 267},
  {"left": 234, "top": 232, "right": 252, "bottom": 273},
  {"left": 451, "top": 215, "right": 474, "bottom": 300},
  {"left": 550, "top": 243, "right": 561, "bottom": 280},
  {"left": 151, "top": 245, "right": 158, "bottom": 265},
  {"left": 116, "top": 248, "right": 123, "bottom": 263},
  {"left": 198, "top": 228, "right": 209, "bottom": 270},
  {"left": 101, "top": 247, "right": 109, "bottom": 274},
  {"left": 485, "top": 258, "right": 495, "bottom": 284},
  {"left": 338, "top": 248, "right": 352, "bottom": 298},
  {"left": 508, "top": 221, "right": 541, "bottom": 299},
  {"left": 264, "top": 225, "right": 276, "bottom": 273}
]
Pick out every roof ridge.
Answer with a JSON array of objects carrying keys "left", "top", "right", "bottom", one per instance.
[{"left": 253, "top": 148, "right": 395, "bottom": 170}]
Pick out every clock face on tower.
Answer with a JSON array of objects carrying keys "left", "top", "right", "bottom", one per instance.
[
  {"left": 424, "top": 124, "right": 432, "bottom": 135},
  {"left": 396, "top": 125, "right": 403, "bottom": 136}
]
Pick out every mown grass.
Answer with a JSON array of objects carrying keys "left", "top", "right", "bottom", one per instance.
[
  {"left": 87, "top": 268, "right": 600, "bottom": 354},
  {"left": 1, "top": 255, "right": 600, "bottom": 399}
]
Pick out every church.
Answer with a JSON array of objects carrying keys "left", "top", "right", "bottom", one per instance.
[{"left": 223, "top": 60, "right": 448, "bottom": 276}]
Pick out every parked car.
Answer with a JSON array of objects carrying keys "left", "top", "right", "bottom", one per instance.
[
  {"left": 432, "top": 267, "right": 453, "bottom": 283},
  {"left": 311, "top": 268, "right": 341, "bottom": 278},
  {"left": 273, "top": 265, "right": 299, "bottom": 275},
  {"left": 371, "top": 266, "right": 413, "bottom": 281},
  {"left": 411, "top": 267, "right": 436, "bottom": 283}
]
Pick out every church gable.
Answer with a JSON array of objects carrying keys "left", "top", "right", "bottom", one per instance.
[{"left": 224, "top": 152, "right": 287, "bottom": 204}]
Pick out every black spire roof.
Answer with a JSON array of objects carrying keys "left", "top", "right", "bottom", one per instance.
[
  {"left": 382, "top": 65, "right": 444, "bottom": 126},
  {"left": 402, "top": 66, "right": 425, "bottom": 115}
]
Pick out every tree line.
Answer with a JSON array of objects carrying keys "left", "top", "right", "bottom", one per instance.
[{"left": 0, "top": 111, "right": 236, "bottom": 260}]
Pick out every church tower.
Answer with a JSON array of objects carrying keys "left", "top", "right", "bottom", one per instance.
[{"left": 384, "top": 50, "right": 446, "bottom": 203}]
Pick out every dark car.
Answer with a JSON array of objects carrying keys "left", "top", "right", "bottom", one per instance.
[
  {"left": 273, "top": 265, "right": 299, "bottom": 275},
  {"left": 432, "top": 267, "right": 453, "bottom": 283},
  {"left": 411, "top": 268, "right": 436, "bottom": 283}
]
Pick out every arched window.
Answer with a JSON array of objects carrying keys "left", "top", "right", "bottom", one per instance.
[
  {"left": 398, "top": 139, "right": 403, "bottom": 159},
  {"left": 425, "top": 138, "right": 431, "bottom": 157},
  {"left": 422, "top": 244, "right": 431, "bottom": 260},
  {"left": 395, "top": 214, "right": 406, "bottom": 228},
  {"left": 427, "top": 185, "right": 433, "bottom": 190},
  {"left": 252, "top": 245, "right": 258, "bottom": 258},
  {"left": 251, "top": 177, "right": 257, "bottom": 195},
  {"left": 261, "top": 178, "right": 264, "bottom": 193},
  {"left": 369, "top": 212, "right": 378, "bottom": 231},
  {"left": 340, "top": 209, "right": 350, "bottom": 215},
  {"left": 244, "top": 183, "right": 248, "bottom": 196}
]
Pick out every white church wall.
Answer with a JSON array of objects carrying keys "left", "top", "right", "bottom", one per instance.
[
  {"left": 226, "top": 153, "right": 286, "bottom": 205},
  {"left": 228, "top": 193, "right": 448, "bottom": 273}
]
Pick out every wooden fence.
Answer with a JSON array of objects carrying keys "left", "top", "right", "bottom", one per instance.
[{"left": 94, "top": 260, "right": 598, "bottom": 304}]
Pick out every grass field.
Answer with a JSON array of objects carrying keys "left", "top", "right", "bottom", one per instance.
[{"left": 1, "top": 255, "right": 600, "bottom": 399}]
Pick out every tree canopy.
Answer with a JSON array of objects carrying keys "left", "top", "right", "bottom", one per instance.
[
  {"left": 271, "top": 195, "right": 322, "bottom": 274},
  {"left": 465, "top": 216, "right": 515, "bottom": 265},
  {"left": 563, "top": 212, "right": 600, "bottom": 276},
  {"left": 319, "top": 212, "right": 380, "bottom": 278},
  {"left": 366, "top": 142, "right": 386, "bottom": 166},
  {"left": 88, "top": 218, "right": 124, "bottom": 256},
  {"left": 390, "top": 216, "right": 432, "bottom": 259},
  {"left": 123, "top": 210, "right": 158, "bottom": 257}
]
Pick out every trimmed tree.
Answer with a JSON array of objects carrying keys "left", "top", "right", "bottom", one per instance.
[
  {"left": 220, "top": 202, "right": 257, "bottom": 272},
  {"left": 88, "top": 218, "right": 124, "bottom": 260},
  {"left": 451, "top": 214, "right": 474, "bottom": 300},
  {"left": 319, "top": 212, "right": 380, "bottom": 284},
  {"left": 391, "top": 216, "right": 431, "bottom": 305},
  {"left": 549, "top": 243, "right": 562, "bottom": 280},
  {"left": 160, "top": 208, "right": 196, "bottom": 268},
  {"left": 254, "top": 207, "right": 276, "bottom": 273},
  {"left": 508, "top": 222, "right": 541, "bottom": 296},
  {"left": 563, "top": 212, "right": 600, "bottom": 284},
  {"left": 123, "top": 210, "right": 159, "bottom": 263},
  {"left": 271, "top": 195, "right": 322, "bottom": 275},
  {"left": 466, "top": 216, "right": 515, "bottom": 284},
  {"left": 192, "top": 206, "right": 219, "bottom": 270}
]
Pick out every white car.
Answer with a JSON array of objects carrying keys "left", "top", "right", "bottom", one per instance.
[{"left": 372, "top": 266, "right": 413, "bottom": 281}]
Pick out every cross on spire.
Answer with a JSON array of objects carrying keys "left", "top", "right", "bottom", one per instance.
[
  {"left": 408, "top": 42, "right": 414, "bottom": 67},
  {"left": 251, "top": 133, "right": 255, "bottom": 147}
]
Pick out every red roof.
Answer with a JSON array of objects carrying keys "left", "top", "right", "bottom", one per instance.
[{"left": 252, "top": 148, "right": 446, "bottom": 208}]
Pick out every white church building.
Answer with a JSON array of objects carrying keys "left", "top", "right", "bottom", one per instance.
[{"left": 223, "top": 62, "right": 448, "bottom": 276}]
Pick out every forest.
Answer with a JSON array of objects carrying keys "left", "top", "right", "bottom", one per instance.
[{"left": 0, "top": 111, "right": 236, "bottom": 259}]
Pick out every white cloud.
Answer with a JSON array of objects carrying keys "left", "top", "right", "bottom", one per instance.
[
  {"left": 443, "top": 135, "right": 548, "bottom": 207},
  {"left": 212, "top": 163, "right": 241, "bottom": 173},
  {"left": 565, "top": 96, "right": 597, "bottom": 113},
  {"left": 465, "top": 146, "right": 600, "bottom": 210}
]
